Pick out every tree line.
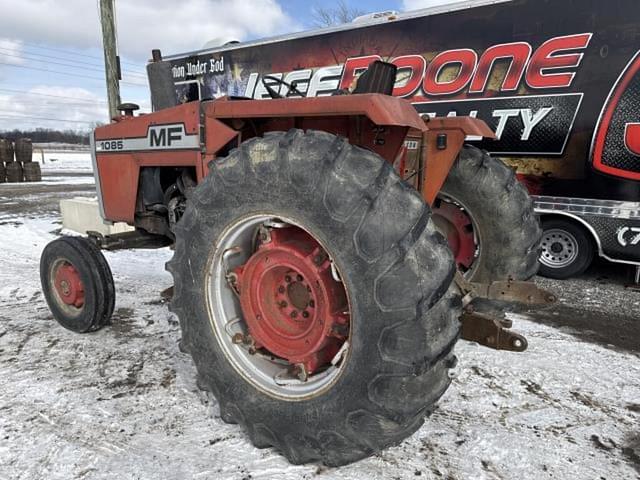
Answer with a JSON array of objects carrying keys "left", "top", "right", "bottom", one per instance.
[{"left": 0, "top": 128, "right": 94, "bottom": 145}]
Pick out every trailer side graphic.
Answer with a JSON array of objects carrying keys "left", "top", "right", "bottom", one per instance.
[{"left": 165, "top": 0, "right": 640, "bottom": 274}]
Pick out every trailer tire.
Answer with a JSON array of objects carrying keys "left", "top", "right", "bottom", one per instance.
[
  {"left": 168, "top": 129, "right": 461, "bottom": 466},
  {"left": 538, "top": 218, "right": 594, "bottom": 279},
  {"left": 40, "top": 236, "right": 115, "bottom": 333},
  {"left": 434, "top": 145, "right": 541, "bottom": 283}
]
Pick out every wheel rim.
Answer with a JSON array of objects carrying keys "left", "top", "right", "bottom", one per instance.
[
  {"left": 540, "top": 228, "right": 579, "bottom": 268},
  {"left": 50, "top": 258, "right": 85, "bottom": 315},
  {"left": 205, "top": 214, "right": 351, "bottom": 400},
  {"left": 431, "top": 194, "right": 481, "bottom": 276}
]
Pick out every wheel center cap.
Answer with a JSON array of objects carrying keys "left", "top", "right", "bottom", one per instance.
[
  {"left": 54, "top": 263, "right": 85, "bottom": 308},
  {"left": 550, "top": 242, "right": 563, "bottom": 253},
  {"left": 287, "top": 281, "right": 310, "bottom": 310},
  {"left": 234, "top": 226, "right": 349, "bottom": 374}
]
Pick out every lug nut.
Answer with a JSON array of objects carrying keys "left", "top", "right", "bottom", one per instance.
[
  {"left": 278, "top": 286, "right": 285, "bottom": 294},
  {"left": 232, "top": 333, "right": 244, "bottom": 344},
  {"left": 302, "top": 311, "right": 309, "bottom": 318},
  {"left": 309, "top": 300, "right": 315, "bottom": 308},
  {"left": 297, "top": 275, "right": 303, "bottom": 282},
  {"left": 290, "top": 311, "right": 298, "bottom": 318},
  {"left": 285, "top": 275, "right": 292, "bottom": 283},
  {"left": 279, "top": 301, "right": 288, "bottom": 308}
]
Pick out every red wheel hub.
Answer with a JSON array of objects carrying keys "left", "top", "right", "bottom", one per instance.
[
  {"left": 432, "top": 200, "right": 477, "bottom": 270},
  {"left": 234, "top": 227, "right": 349, "bottom": 375},
  {"left": 54, "top": 262, "right": 85, "bottom": 308}
]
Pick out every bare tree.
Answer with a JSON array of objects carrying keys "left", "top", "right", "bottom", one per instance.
[{"left": 312, "top": 0, "right": 366, "bottom": 27}]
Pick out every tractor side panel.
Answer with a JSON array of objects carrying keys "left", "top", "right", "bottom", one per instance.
[
  {"left": 94, "top": 103, "right": 204, "bottom": 224},
  {"left": 97, "top": 151, "right": 202, "bottom": 223}
]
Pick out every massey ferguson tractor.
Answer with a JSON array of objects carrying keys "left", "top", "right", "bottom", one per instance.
[{"left": 39, "top": 54, "right": 550, "bottom": 466}]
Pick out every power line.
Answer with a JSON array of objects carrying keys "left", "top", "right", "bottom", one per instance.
[
  {"left": 0, "top": 49, "right": 147, "bottom": 80},
  {"left": 0, "top": 112, "right": 101, "bottom": 124},
  {"left": 0, "top": 45, "right": 147, "bottom": 76},
  {"left": 19, "top": 40, "right": 146, "bottom": 68},
  {"left": 0, "top": 48, "right": 147, "bottom": 78},
  {"left": 0, "top": 104, "right": 107, "bottom": 110},
  {"left": 0, "top": 117, "right": 93, "bottom": 128},
  {"left": 0, "top": 102, "right": 108, "bottom": 110},
  {"left": 0, "top": 61, "right": 147, "bottom": 87},
  {"left": 0, "top": 88, "right": 109, "bottom": 104}
]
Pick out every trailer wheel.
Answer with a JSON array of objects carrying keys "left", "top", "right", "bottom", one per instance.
[
  {"left": 40, "top": 236, "right": 115, "bottom": 333},
  {"left": 538, "top": 218, "right": 594, "bottom": 279},
  {"left": 168, "top": 129, "right": 461, "bottom": 466},
  {"left": 432, "top": 145, "right": 541, "bottom": 283}
]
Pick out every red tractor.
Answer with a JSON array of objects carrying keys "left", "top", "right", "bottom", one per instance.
[{"left": 40, "top": 57, "right": 548, "bottom": 466}]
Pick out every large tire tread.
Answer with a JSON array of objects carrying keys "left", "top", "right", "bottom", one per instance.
[
  {"left": 440, "top": 145, "right": 542, "bottom": 283},
  {"left": 40, "top": 236, "right": 115, "bottom": 333},
  {"left": 169, "top": 129, "right": 461, "bottom": 466}
]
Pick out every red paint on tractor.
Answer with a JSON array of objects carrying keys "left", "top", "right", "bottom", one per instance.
[
  {"left": 432, "top": 201, "right": 476, "bottom": 270},
  {"left": 234, "top": 227, "right": 349, "bottom": 374},
  {"left": 54, "top": 262, "right": 85, "bottom": 308}
]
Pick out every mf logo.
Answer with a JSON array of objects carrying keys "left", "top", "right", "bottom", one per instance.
[
  {"left": 624, "top": 123, "right": 640, "bottom": 156},
  {"left": 148, "top": 125, "right": 185, "bottom": 147},
  {"left": 617, "top": 226, "right": 640, "bottom": 247}
]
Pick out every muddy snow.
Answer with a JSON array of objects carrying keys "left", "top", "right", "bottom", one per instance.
[{"left": 0, "top": 155, "right": 638, "bottom": 480}]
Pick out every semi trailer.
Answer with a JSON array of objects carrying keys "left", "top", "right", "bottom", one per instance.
[{"left": 164, "top": 0, "right": 640, "bottom": 280}]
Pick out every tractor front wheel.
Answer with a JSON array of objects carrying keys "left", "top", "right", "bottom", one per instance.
[
  {"left": 40, "top": 236, "right": 115, "bottom": 333},
  {"left": 168, "top": 129, "right": 461, "bottom": 466}
]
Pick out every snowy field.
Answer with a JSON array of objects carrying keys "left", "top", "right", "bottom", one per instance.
[{"left": 0, "top": 154, "right": 638, "bottom": 480}]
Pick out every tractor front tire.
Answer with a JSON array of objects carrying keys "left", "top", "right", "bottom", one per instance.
[
  {"left": 435, "top": 145, "right": 542, "bottom": 283},
  {"left": 40, "top": 236, "right": 115, "bottom": 333},
  {"left": 168, "top": 129, "right": 461, "bottom": 466}
]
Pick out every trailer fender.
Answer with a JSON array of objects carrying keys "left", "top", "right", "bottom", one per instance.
[{"left": 536, "top": 209, "right": 640, "bottom": 267}]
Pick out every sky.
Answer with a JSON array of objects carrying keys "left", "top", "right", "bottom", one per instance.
[{"left": 0, "top": 0, "right": 459, "bottom": 132}]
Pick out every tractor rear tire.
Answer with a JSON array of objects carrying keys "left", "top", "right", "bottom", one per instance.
[
  {"left": 435, "top": 145, "right": 541, "bottom": 283},
  {"left": 40, "top": 236, "right": 115, "bottom": 333},
  {"left": 168, "top": 129, "right": 461, "bottom": 466}
]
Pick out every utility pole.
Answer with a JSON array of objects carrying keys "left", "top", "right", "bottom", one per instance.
[{"left": 99, "top": 0, "right": 121, "bottom": 120}]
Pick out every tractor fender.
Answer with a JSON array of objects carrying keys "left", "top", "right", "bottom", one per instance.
[{"left": 420, "top": 116, "right": 496, "bottom": 206}]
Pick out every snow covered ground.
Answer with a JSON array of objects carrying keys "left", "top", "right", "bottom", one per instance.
[{"left": 0, "top": 154, "right": 638, "bottom": 480}]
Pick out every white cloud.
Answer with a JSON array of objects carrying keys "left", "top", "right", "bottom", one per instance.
[
  {"left": 403, "top": 0, "right": 469, "bottom": 12},
  {"left": 0, "top": 0, "right": 296, "bottom": 61},
  {"left": 0, "top": 39, "right": 25, "bottom": 65}
]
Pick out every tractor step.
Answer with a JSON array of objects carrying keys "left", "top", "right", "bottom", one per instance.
[{"left": 87, "top": 230, "right": 172, "bottom": 251}]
